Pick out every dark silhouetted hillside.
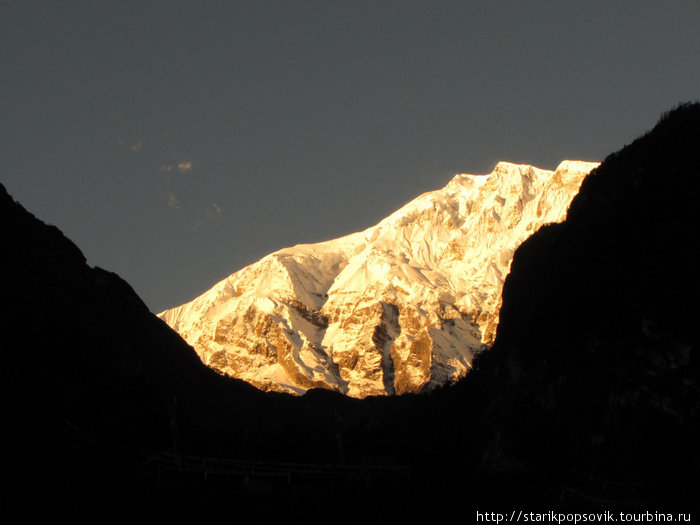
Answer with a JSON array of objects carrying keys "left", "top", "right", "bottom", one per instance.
[
  {"left": 0, "top": 182, "right": 422, "bottom": 519},
  {"left": 466, "top": 102, "right": 700, "bottom": 507}
]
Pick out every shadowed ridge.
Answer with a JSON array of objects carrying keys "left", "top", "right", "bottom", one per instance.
[
  {"left": 0, "top": 181, "right": 280, "bottom": 518},
  {"left": 467, "top": 102, "right": 700, "bottom": 507},
  {"left": 0, "top": 180, "right": 425, "bottom": 520}
]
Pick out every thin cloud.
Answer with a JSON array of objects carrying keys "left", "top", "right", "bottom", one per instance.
[
  {"left": 188, "top": 203, "right": 222, "bottom": 231},
  {"left": 160, "top": 160, "right": 194, "bottom": 173},
  {"left": 168, "top": 192, "right": 180, "bottom": 210},
  {"left": 177, "top": 160, "right": 193, "bottom": 172},
  {"left": 117, "top": 137, "right": 144, "bottom": 152}
]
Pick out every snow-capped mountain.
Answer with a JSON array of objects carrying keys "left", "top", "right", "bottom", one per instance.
[{"left": 159, "top": 160, "right": 598, "bottom": 398}]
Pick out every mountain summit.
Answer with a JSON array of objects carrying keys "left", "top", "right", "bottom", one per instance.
[{"left": 160, "top": 160, "right": 598, "bottom": 397}]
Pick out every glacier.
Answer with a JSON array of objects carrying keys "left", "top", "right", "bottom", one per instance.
[{"left": 159, "top": 160, "right": 599, "bottom": 398}]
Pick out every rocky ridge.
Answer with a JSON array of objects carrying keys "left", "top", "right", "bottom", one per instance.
[{"left": 160, "top": 160, "right": 598, "bottom": 397}]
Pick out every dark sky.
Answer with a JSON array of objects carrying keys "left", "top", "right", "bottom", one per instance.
[{"left": 2, "top": 1, "right": 699, "bottom": 313}]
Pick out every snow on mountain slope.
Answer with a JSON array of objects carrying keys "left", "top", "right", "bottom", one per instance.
[{"left": 159, "top": 160, "right": 599, "bottom": 398}]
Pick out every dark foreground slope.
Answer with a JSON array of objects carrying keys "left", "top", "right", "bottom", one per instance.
[
  {"left": 0, "top": 180, "right": 426, "bottom": 520},
  {"left": 466, "top": 102, "right": 700, "bottom": 507},
  {"left": 2, "top": 103, "right": 699, "bottom": 520},
  {"left": 0, "top": 181, "right": 270, "bottom": 515}
]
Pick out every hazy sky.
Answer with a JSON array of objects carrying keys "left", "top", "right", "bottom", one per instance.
[{"left": 2, "top": 1, "right": 699, "bottom": 312}]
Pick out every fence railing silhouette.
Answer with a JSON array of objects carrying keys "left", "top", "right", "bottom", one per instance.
[{"left": 139, "top": 450, "right": 413, "bottom": 486}]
